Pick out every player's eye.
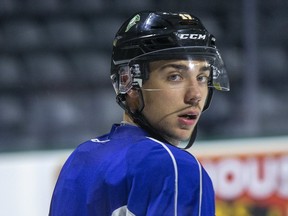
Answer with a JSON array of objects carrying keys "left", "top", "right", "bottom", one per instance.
[
  {"left": 167, "top": 73, "right": 182, "bottom": 82},
  {"left": 197, "top": 74, "right": 210, "bottom": 84}
]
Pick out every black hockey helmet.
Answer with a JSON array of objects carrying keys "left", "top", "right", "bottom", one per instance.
[
  {"left": 110, "top": 11, "right": 229, "bottom": 148},
  {"left": 111, "top": 11, "right": 229, "bottom": 110}
]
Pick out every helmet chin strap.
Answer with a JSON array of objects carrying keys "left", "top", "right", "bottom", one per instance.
[
  {"left": 116, "top": 92, "right": 198, "bottom": 149},
  {"left": 182, "top": 125, "right": 197, "bottom": 149}
]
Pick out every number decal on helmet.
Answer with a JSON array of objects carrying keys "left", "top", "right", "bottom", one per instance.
[{"left": 179, "top": 13, "right": 193, "bottom": 20}]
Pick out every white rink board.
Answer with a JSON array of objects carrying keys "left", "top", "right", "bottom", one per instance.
[{"left": 0, "top": 150, "right": 72, "bottom": 216}]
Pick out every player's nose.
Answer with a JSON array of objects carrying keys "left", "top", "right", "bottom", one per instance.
[{"left": 184, "top": 82, "right": 202, "bottom": 106}]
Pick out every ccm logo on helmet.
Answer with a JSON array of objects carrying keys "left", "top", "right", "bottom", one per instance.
[{"left": 177, "top": 33, "right": 206, "bottom": 40}]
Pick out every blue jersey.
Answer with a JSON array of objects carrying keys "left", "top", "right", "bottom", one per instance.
[{"left": 49, "top": 124, "right": 215, "bottom": 216}]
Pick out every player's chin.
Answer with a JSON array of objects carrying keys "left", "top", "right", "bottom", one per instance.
[{"left": 172, "top": 128, "right": 194, "bottom": 142}]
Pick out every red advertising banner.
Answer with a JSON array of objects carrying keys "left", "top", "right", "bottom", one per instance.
[{"left": 190, "top": 137, "right": 288, "bottom": 216}]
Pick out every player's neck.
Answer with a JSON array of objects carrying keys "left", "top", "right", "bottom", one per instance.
[{"left": 122, "top": 112, "right": 137, "bottom": 126}]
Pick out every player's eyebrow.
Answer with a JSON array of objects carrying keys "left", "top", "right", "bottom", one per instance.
[
  {"left": 158, "top": 63, "right": 188, "bottom": 71},
  {"left": 199, "top": 65, "right": 211, "bottom": 73},
  {"left": 159, "top": 63, "right": 211, "bottom": 73}
]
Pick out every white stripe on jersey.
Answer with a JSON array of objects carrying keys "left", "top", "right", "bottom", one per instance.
[
  {"left": 195, "top": 158, "right": 203, "bottom": 216},
  {"left": 147, "top": 137, "right": 179, "bottom": 216},
  {"left": 148, "top": 137, "right": 204, "bottom": 216}
]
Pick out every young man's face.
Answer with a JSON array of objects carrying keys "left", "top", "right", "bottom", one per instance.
[{"left": 141, "top": 59, "right": 210, "bottom": 146}]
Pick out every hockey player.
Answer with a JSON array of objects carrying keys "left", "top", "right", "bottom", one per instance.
[{"left": 49, "top": 11, "right": 230, "bottom": 216}]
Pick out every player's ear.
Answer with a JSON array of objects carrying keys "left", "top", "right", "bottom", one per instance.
[{"left": 126, "top": 89, "right": 140, "bottom": 112}]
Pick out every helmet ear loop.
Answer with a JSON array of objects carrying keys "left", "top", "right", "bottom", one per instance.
[{"left": 130, "top": 62, "right": 149, "bottom": 113}]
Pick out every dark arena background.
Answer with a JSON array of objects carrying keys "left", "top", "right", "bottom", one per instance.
[{"left": 0, "top": 0, "right": 287, "bottom": 215}]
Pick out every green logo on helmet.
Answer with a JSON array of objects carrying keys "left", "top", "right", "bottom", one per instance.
[{"left": 125, "top": 14, "right": 140, "bottom": 32}]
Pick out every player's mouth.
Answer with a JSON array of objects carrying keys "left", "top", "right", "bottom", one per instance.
[
  {"left": 178, "top": 112, "right": 199, "bottom": 126},
  {"left": 179, "top": 113, "right": 197, "bottom": 119}
]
